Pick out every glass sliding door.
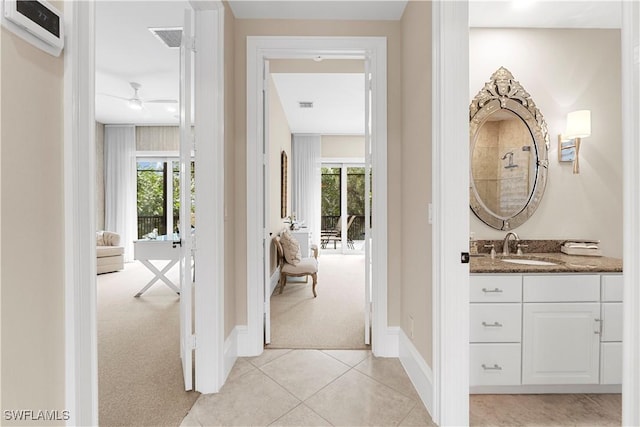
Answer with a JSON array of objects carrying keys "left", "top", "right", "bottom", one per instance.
[
  {"left": 320, "top": 163, "right": 365, "bottom": 253},
  {"left": 136, "top": 157, "right": 194, "bottom": 239}
]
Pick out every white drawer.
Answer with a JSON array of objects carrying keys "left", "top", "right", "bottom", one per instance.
[
  {"left": 470, "top": 303, "right": 521, "bottom": 343},
  {"left": 601, "top": 303, "right": 623, "bottom": 342},
  {"left": 470, "top": 275, "right": 522, "bottom": 303},
  {"left": 470, "top": 343, "right": 521, "bottom": 386},
  {"left": 523, "top": 275, "right": 600, "bottom": 302},
  {"left": 602, "top": 274, "right": 623, "bottom": 302},
  {"left": 600, "top": 342, "right": 622, "bottom": 384}
]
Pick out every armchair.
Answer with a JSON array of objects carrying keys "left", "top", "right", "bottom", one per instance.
[{"left": 274, "top": 232, "right": 319, "bottom": 297}]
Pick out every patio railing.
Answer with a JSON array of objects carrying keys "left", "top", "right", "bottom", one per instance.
[
  {"left": 321, "top": 215, "right": 369, "bottom": 241},
  {"left": 137, "top": 215, "right": 179, "bottom": 238}
]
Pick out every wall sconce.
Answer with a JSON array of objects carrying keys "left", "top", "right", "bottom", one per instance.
[{"left": 558, "top": 110, "right": 591, "bottom": 174}]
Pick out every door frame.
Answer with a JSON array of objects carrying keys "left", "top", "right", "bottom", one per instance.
[
  {"left": 242, "top": 36, "right": 391, "bottom": 357},
  {"left": 63, "top": 1, "right": 226, "bottom": 423},
  {"left": 432, "top": 1, "right": 640, "bottom": 425}
]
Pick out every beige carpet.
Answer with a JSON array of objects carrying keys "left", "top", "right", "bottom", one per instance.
[
  {"left": 269, "top": 253, "right": 368, "bottom": 349},
  {"left": 97, "top": 262, "right": 199, "bottom": 426}
]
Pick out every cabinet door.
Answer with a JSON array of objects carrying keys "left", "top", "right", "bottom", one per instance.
[
  {"left": 601, "top": 303, "right": 623, "bottom": 342},
  {"left": 522, "top": 303, "right": 601, "bottom": 385},
  {"left": 600, "top": 342, "right": 622, "bottom": 384}
]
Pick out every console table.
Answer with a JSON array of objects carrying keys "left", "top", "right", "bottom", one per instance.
[{"left": 133, "top": 236, "right": 181, "bottom": 297}]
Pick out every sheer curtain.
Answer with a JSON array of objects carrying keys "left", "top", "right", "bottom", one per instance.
[
  {"left": 104, "top": 125, "right": 137, "bottom": 262},
  {"left": 291, "top": 134, "right": 321, "bottom": 247}
]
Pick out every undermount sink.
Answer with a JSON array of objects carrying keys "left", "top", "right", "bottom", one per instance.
[{"left": 500, "top": 258, "right": 559, "bottom": 266}]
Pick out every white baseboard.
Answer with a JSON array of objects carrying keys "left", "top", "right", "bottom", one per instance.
[
  {"left": 376, "top": 326, "right": 400, "bottom": 357},
  {"left": 270, "top": 270, "right": 279, "bottom": 296},
  {"left": 235, "top": 325, "right": 252, "bottom": 357},
  {"left": 223, "top": 327, "right": 239, "bottom": 383},
  {"left": 398, "top": 329, "right": 434, "bottom": 418},
  {"left": 470, "top": 384, "right": 622, "bottom": 394}
]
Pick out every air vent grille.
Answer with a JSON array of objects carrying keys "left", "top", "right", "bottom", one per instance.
[
  {"left": 298, "top": 101, "right": 314, "bottom": 108},
  {"left": 149, "top": 27, "right": 182, "bottom": 48}
]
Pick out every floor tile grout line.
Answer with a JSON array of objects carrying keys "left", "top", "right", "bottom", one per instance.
[
  {"left": 245, "top": 349, "right": 293, "bottom": 369},
  {"left": 299, "top": 364, "right": 417, "bottom": 427},
  {"left": 267, "top": 401, "right": 336, "bottom": 427},
  {"left": 351, "top": 359, "right": 422, "bottom": 403},
  {"left": 395, "top": 399, "right": 419, "bottom": 427},
  {"left": 255, "top": 349, "right": 353, "bottom": 403},
  {"left": 320, "top": 349, "right": 371, "bottom": 367}
]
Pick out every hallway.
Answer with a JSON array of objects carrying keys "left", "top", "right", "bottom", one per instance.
[{"left": 181, "top": 349, "right": 434, "bottom": 426}]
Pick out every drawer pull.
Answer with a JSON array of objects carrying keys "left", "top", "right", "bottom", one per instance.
[
  {"left": 482, "top": 321, "right": 503, "bottom": 327},
  {"left": 481, "top": 364, "right": 503, "bottom": 371},
  {"left": 594, "top": 318, "right": 602, "bottom": 335},
  {"left": 482, "top": 287, "right": 503, "bottom": 293}
]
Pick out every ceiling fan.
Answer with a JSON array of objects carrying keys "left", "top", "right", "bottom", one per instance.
[{"left": 103, "top": 82, "right": 178, "bottom": 111}]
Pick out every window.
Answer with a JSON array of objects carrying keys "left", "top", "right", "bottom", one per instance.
[{"left": 137, "top": 158, "right": 194, "bottom": 238}]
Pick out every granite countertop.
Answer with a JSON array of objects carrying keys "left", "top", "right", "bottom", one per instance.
[{"left": 470, "top": 252, "right": 623, "bottom": 274}]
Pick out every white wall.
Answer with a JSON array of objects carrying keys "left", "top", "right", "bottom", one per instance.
[{"left": 470, "top": 29, "right": 622, "bottom": 258}]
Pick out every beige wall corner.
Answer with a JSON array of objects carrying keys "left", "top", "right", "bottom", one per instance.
[
  {"left": 401, "top": 0, "right": 433, "bottom": 367},
  {"left": 1, "top": 21, "right": 66, "bottom": 423}
]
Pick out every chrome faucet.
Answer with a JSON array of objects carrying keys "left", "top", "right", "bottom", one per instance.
[{"left": 502, "top": 232, "right": 520, "bottom": 256}]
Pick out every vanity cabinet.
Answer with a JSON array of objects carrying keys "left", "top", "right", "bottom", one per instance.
[
  {"left": 470, "top": 273, "right": 623, "bottom": 392},
  {"left": 600, "top": 274, "right": 623, "bottom": 384}
]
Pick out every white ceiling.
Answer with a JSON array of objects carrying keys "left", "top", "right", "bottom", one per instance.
[
  {"left": 95, "top": 1, "right": 187, "bottom": 125},
  {"left": 227, "top": 1, "right": 408, "bottom": 20},
  {"left": 469, "top": 1, "right": 621, "bottom": 29},
  {"left": 95, "top": 0, "right": 622, "bottom": 128},
  {"left": 271, "top": 73, "right": 365, "bottom": 134}
]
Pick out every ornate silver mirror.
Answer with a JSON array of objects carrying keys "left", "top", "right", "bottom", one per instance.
[{"left": 470, "top": 67, "right": 549, "bottom": 230}]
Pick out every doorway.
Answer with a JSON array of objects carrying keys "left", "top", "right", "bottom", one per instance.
[
  {"left": 264, "top": 65, "right": 369, "bottom": 349},
  {"left": 432, "top": 1, "right": 640, "bottom": 426},
  {"left": 243, "top": 36, "right": 391, "bottom": 357},
  {"left": 65, "top": 2, "right": 225, "bottom": 424}
]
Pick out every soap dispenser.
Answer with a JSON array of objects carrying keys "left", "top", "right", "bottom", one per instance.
[{"left": 469, "top": 232, "right": 478, "bottom": 255}]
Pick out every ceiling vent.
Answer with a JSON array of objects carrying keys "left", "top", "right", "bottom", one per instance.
[
  {"left": 298, "top": 101, "right": 314, "bottom": 109},
  {"left": 149, "top": 27, "right": 182, "bottom": 48}
]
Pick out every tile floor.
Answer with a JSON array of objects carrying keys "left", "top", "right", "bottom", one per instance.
[{"left": 180, "top": 349, "right": 436, "bottom": 427}]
